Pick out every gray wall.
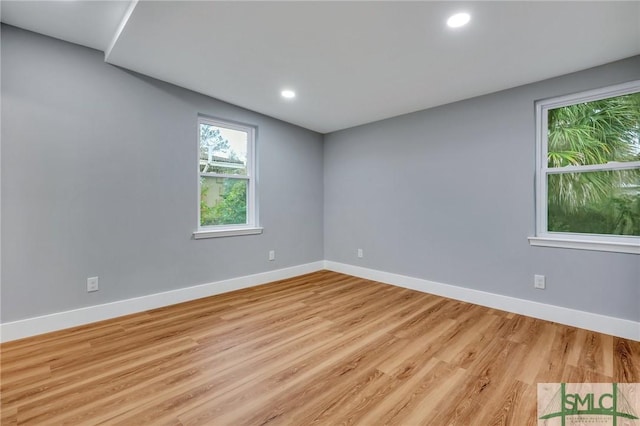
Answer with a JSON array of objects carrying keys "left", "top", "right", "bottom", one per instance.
[
  {"left": 324, "top": 56, "right": 640, "bottom": 322},
  {"left": 1, "top": 25, "right": 324, "bottom": 322}
]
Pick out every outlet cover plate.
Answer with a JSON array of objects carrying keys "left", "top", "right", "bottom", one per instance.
[
  {"left": 87, "top": 276, "right": 99, "bottom": 292},
  {"left": 534, "top": 274, "right": 545, "bottom": 289}
]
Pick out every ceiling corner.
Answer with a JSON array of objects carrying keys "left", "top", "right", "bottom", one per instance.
[{"left": 104, "top": 0, "right": 139, "bottom": 62}]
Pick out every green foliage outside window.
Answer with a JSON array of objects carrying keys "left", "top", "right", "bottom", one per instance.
[
  {"left": 200, "top": 179, "right": 247, "bottom": 226},
  {"left": 199, "top": 123, "right": 248, "bottom": 226},
  {"left": 547, "top": 92, "right": 640, "bottom": 236}
]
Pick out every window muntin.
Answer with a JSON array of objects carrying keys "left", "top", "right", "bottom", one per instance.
[
  {"left": 198, "top": 117, "right": 256, "bottom": 231},
  {"left": 535, "top": 81, "right": 640, "bottom": 249}
]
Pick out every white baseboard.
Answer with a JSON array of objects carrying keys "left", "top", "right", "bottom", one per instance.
[
  {"left": 0, "top": 261, "right": 325, "bottom": 343},
  {"left": 3, "top": 260, "right": 638, "bottom": 343},
  {"left": 324, "top": 261, "right": 640, "bottom": 341}
]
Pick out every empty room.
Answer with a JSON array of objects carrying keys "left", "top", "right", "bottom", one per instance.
[{"left": 1, "top": 1, "right": 639, "bottom": 424}]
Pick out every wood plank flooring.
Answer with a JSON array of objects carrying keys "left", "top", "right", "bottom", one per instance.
[{"left": 1, "top": 270, "right": 638, "bottom": 425}]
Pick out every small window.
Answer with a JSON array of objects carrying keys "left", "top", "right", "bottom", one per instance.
[
  {"left": 194, "top": 117, "right": 261, "bottom": 239},
  {"left": 531, "top": 81, "right": 640, "bottom": 253}
]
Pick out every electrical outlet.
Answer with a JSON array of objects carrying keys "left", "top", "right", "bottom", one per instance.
[
  {"left": 534, "top": 274, "right": 545, "bottom": 289},
  {"left": 268, "top": 250, "right": 276, "bottom": 261},
  {"left": 87, "top": 276, "right": 99, "bottom": 292},
  {"left": 357, "top": 248, "right": 363, "bottom": 258}
]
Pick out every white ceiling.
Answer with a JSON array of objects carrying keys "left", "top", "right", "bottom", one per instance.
[{"left": 2, "top": 1, "right": 640, "bottom": 134}]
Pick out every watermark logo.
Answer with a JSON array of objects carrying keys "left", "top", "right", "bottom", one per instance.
[{"left": 538, "top": 383, "right": 640, "bottom": 425}]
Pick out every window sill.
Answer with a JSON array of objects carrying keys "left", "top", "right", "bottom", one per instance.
[
  {"left": 193, "top": 227, "right": 263, "bottom": 239},
  {"left": 528, "top": 236, "right": 640, "bottom": 254}
]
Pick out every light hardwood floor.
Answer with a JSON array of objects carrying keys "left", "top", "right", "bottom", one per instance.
[{"left": 1, "top": 270, "right": 638, "bottom": 425}]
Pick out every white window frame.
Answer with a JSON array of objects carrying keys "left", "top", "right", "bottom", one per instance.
[
  {"left": 529, "top": 81, "right": 640, "bottom": 254},
  {"left": 193, "top": 116, "right": 262, "bottom": 239}
]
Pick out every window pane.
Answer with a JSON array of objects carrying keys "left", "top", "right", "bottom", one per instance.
[
  {"left": 199, "top": 123, "right": 248, "bottom": 175},
  {"left": 547, "top": 92, "right": 640, "bottom": 167},
  {"left": 200, "top": 177, "right": 247, "bottom": 226},
  {"left": 547, "top": 168, "right": 640, "bottom": 236}
]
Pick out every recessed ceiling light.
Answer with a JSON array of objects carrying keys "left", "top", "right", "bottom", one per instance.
[
  {"left": 281, "top": 89, "right": 296, "bottom": 99},
  {"left": 447, "top": 12, "right": 471, "bottom": 28}
]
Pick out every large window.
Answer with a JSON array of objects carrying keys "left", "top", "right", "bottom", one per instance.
[
  {"left": 531, "top": 81, "right": 640, "bottom": 254},
  {"left": 194, "top": 117, "right": 261, "bottom": 239}
]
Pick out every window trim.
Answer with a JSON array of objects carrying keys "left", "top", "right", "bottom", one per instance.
[
  {"left": 532, "top": 80, "right": 640, "bottom": 255},
  {"left": 193, "top": 116, "right": 262, "bottom": 239}
]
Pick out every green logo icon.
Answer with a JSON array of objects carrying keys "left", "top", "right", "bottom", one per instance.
[{"left": 538, "top": 383, "right": 639, "bottom": 425}]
